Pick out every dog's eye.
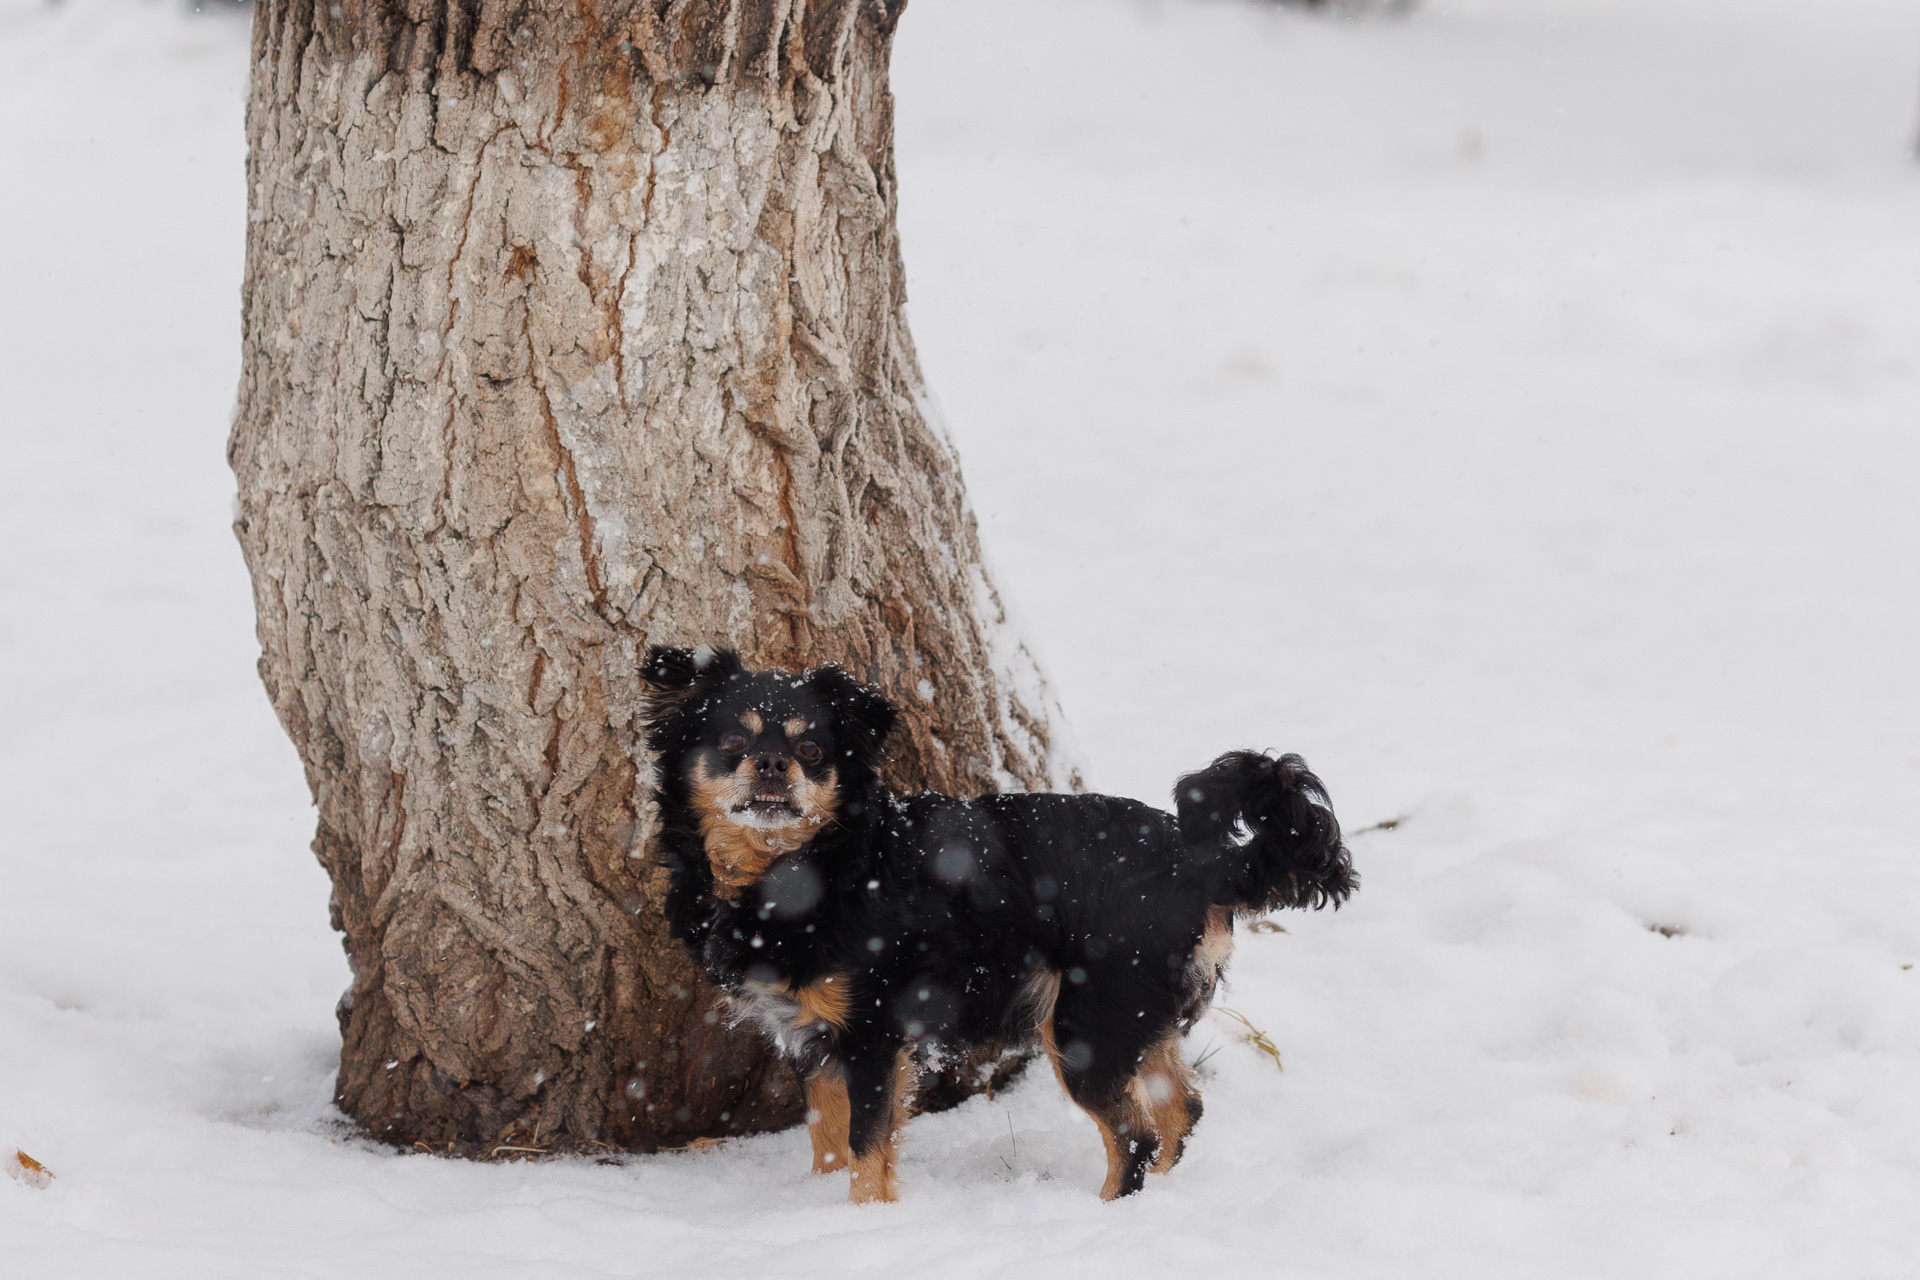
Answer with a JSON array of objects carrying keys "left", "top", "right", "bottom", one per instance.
[
  {"left": 794, "top": 738, "right": 823, "bottom": 765},
  {"left": 719, "top": 731, "right": 749, "bottom": 755}
]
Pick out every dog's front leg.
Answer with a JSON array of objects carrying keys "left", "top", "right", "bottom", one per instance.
[
  {"left": 842, "top": 1038, "right": 917, "bottom": 1204},
  {"left": 804, "top": 1066, "right": 851, "bottom": 1174}
]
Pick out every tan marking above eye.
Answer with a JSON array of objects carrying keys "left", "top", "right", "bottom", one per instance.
[
  {"left": 740, "top": 710, "right": 764, "bottom": 734},
  {"left": 784, "top": 717, "right": 808, "bottom": 738}
]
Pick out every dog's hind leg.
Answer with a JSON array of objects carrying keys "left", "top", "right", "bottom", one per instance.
[
  {"left": 1043, "top": 988, "right": 1161, "bottom": 1199},
  {"left": 1086, "top": 1080, "right": 1158, "bottom": 1200},
  {"left": 1135, "top": 1033, "right": 1202, "bottom": 1174},
  {"left": 804, "top": 1067, "right": 851, "bottom": 1174},
  {"left": 1050, "top": 1050, "right": 1157, "bottom": 1199},
  {"left": 844, "top": 1042, "right": 918, "bottom": 1203}
]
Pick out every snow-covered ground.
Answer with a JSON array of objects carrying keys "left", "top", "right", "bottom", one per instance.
[{"left": 4, "top": 0, "right": 1918, "bottom": 1273}]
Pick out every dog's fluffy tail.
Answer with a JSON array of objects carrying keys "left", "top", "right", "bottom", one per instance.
[{"left": 1175, "top": 750, "right": 1356, "bottom": 913}]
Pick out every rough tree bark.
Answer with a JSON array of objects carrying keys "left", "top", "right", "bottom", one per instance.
[{"left": 230, "top": 0, "right": 1077, "bottom": 1153}]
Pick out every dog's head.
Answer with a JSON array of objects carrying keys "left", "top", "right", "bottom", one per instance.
[{"left": 641, "top": 645, "right": 897, "bottom": 893}]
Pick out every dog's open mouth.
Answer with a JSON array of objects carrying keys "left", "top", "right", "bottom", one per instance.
[
  {"left": 737, "top": 796, "right": 798, "bottom": 814},
  {"left": 732, "top": 794, "right": 803, "bottom": 825}
]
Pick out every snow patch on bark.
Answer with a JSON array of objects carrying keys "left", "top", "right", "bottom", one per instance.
[{"left": 970, "top": 560, "right": 1084, "bottom": 794}]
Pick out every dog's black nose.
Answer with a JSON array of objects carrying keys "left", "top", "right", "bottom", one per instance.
[{"left": 753, "top": 753, "right": 791, "bottom": 779}]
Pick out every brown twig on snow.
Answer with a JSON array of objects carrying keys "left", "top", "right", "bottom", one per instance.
[{"left": 663, "top": 1136, "right": 726, "bottom": 1154}]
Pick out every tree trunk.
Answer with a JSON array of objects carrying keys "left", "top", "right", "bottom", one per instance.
[{"left": 231, "top": 0, "right": 1076, "bottom": 1153}]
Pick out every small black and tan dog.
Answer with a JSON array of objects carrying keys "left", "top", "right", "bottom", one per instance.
[{"left": 641, "top": 645, "right": 1354, "bottom": 1203}]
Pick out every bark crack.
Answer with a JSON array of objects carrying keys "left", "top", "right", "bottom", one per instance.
[
  {"left": 537, "top": 380, "right": 612, "bottom": 620},
  {"left": 441, "top": 124, "right": 515, "bottom": 380},
  {"left": 608, "top": 236, "right": 634, "bottom": 412},
  {"left": 640, "top": 82, "right": 667, "bottom": 224}
]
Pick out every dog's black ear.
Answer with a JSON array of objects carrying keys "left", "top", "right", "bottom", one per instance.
[
  {"left": 640, "top": 645, "right": 701, "bottom": 690},
  {"left": 805, "top": 664, "right": 897, "bottom": 770},
  {"left": 640, "top": 644, "right": 743, "bottom": 731},
  {"left": 1176, "top": 750, "right": 1356, "bottom": 912}
]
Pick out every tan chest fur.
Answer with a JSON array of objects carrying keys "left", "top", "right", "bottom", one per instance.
[{"left": 695, "top": 812, "right": 813, "bottom": 897}]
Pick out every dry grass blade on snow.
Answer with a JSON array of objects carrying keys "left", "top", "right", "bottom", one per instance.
[{"left": 1213, "top": 1007, "right": 1284, "bottom": 1072}]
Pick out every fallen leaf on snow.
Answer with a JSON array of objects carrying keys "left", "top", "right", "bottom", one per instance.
[{"left": 6, "top": 1149, "right": 54, "bottom": 1189}]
